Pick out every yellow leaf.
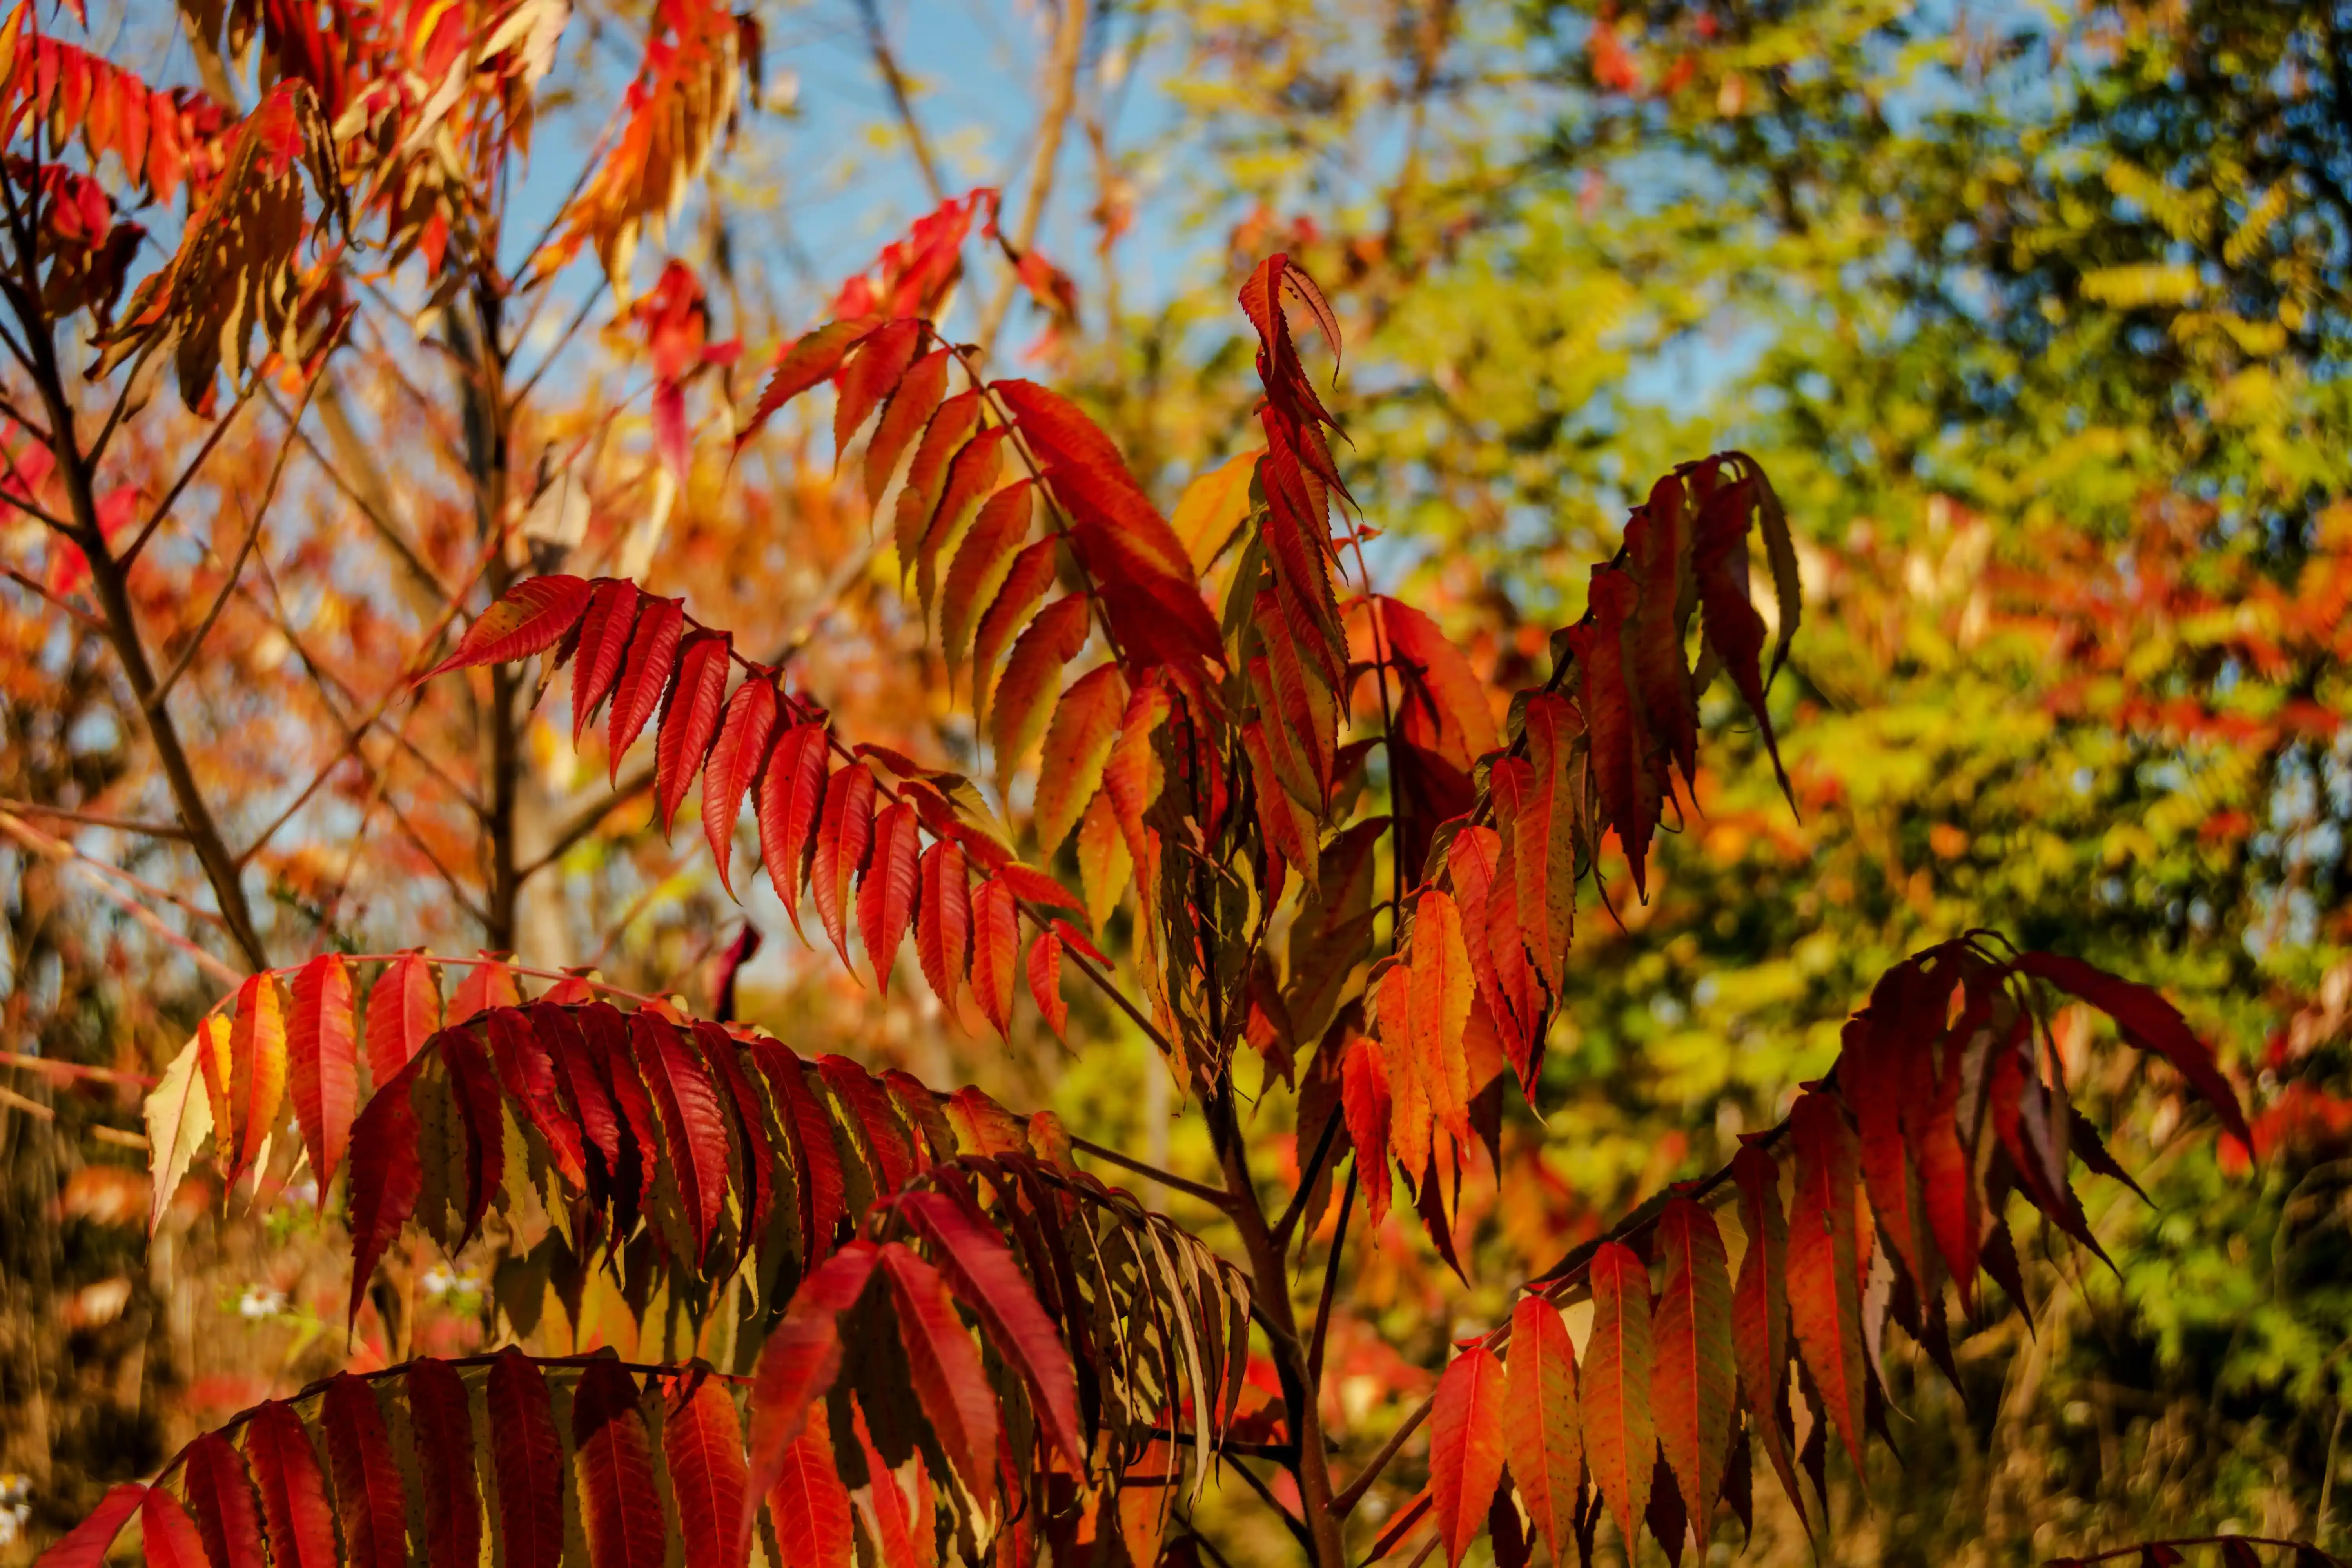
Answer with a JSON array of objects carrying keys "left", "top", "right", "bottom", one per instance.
[
  {"left": 1168, "top": 449, "right": 1262, "bottom": 575},
  {"left": 145, "top": 1026, "right": 216, "bottom": 1232}
]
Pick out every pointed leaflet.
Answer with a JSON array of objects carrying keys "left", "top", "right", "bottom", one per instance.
[
  {"left": 849, "top": 1401, "right": 921, "bottom": 1568},
  {"left": 197, "top": 1011, "right": 234, "bottom": 1160},
  {"left": 226, "top": 971, "right": 289, "bottom": 1185},
  {"left": 1408, "top": 888, "right": 1474, "bottom": 1144},
  {"left": 245, "top": 1403, "right": 336, "bottom": 1568},
  {"left": 183, "top": 1431, "right": 267, "bottom": 1568},
  {"left": 1504, "top": 1298, "right": 1583, "bottom": 1564},
  {"left": 287, "top": 954, "right": 357, "bottom": 1197},
  {"left": 1375, "top": 599, "right": 1499, "bottom": 772},
  {"left": 33, "top": 1483, "right": 143, "bottom": 1568},
  {"left": 970, "top": 875, "right": 1018, "bottom": 1040},
  {"left": 1026, "top": 931, "right": 1067, "bottom": 1040},
  {"left": 892, "top": 392, "right": 986, "bottom": 565},
  {"left": 408, "top": 1360, "right": 481, "bottom": 1568},
  {"left": 991, "top": 595, "right": 1091, "bottom": 773},
  {"left": 739, "top": 318, "right": 882, "bottom": 451},
  {"left": 144, "top": 1028, "right": 213, "bottom": 1232},
  {"left": 878, "top": 1241, "right": 1000, "bottom": 1492},
  {"left": 1373, "top": 963, "right": 1430, "bottom": 1194},
  {"left": 704, "top": 677, "right": 779, "bottom": 896},
  {"left": 1690, "top": 477, "right": 1786, "bottom": 791},
  {"left": 632, "top": 1010, "right": 730, "bottom": 1265},
  {"left": 1568, "top": 566, "right": 1659, "bottom": 896},
  {"left": 2009, "top": 952, "right": 2251, "bottom": 1144},
  {"left": 571, "top": 1359, "right": 666, "bottom": 1568},
  {"left": 813, "top": 763, "right": 877, "bottom": 969},
  {"left": 656, "top": 630, "right": 733, "bottom": 834},
  {"left": 1341, "top": 1034, "right": 1394, "bottom": 1232},
  {"left": 1651, "top": 1197, "right": 1735, "bottom": 1528},
  {"left": 765, "top": 1416, "right": 854, "bottom": 1568},
  {"left": 1032, "top": 664, "right": 1124, "bottom": 856},
  {"left": 571, "top": 579, "right": 642, "bottom": 742},
  {"left": 1729, "top": 1146, "right": 1805, "bottom": 1521},
  {"left": 441, "top": 1032, "right": 508, "bottom": 1245},
  {"left": 1622, "top": 475, "right": 1697, "bottom": 786},
  {"left": 426, "top": 575, "right": 592, "bottom": 675},
  {"left": 1518, "top": 692, "right": 1581, "bottom": 989},
  {"left": 344, "top": 1056, "right": 424, "bottom": 1326},
  {"left": 139, "top": 1490, "right": 209, "bottom": 1568},
  {"left": 758, "top": 722, "right": 830, "bottom": 944},
  {"left": 366, "top": 953, "right": 439, "bottom": 1086},
  {"left": 1429, "top": 1347, "right": 1507, "bottom": 1568},
  {"left": 489, "top": 1008, "right": 588, "bottom": 1192},
  {"left": 895, "top": 1188, "right": 1084, "bottom": 1466},
  {"left": 607, "top": 595, "right": 686, "bottom": 782},
  {"left": 1581, "top": 1241, "right": 1655, "bottom": 1553},
  {"left": 751, "top": 1041, "right": 848, "bottom": 1264},
  {"left": 971, "top": 539, "right": 1060, "bottom": 724},
  {"left": 693, "top": 1020, "right": 775, "bottom": 1267},
  {"left": 864, "top": 347, "right": 952, "bottom": 506},
  {"left": 835, "top": 318, "right": 922, "bottom": 457},
  {"left": 322, "top": 1374, "right": 408, "bottom": 1568},
  {"left": 942, "top": 481, "right": 1037, "bottom": 677},
  {"left": 744, "top": 1244, "right": 881, "bottom": 1551},
  {"left": 485, "top": 1351, "right": 565, "bottom": 1568},
  {"left": 1788, "top": 1091, "right": 1867, "bottom": 1474},
  {"left": 918, "top": 427, "right": 1014, "bottom": 617},
  {"left": 916, "top": 840, "right": 973, "bottom": 1014},
  {"left": 666, "top": 1370, "right": 750, "bottom": 1568},
  {"left": 857, "top": 802, "right": 921, "bottom": 992}
]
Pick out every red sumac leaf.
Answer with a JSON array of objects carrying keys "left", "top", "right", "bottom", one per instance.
[
  {"left": 1581, "top": 1240, "right": 1655, "bottom": 1553},
  {"left": 665, "top": 1370, "right": 750, "bottom": 1568},
  {"left": 1026, "top": 931, "right": 1067, "bottom": 1040},
  {"left": 656, "top": 630, "right": 733, "bottom": 835},
  {"left": 879, "top": 1241, "right": 1000, "bottom": 1494},
  {"left": 571, "top": 579, "right": 642, "bottom": 742},
  {"left": 1504, "top": 1297, "right": 1582, "bottom": 1566},
  {"left": 487, "top": 1350, "right": 565, "bottom": 1568},
  {"left": 2009, "top": 952, "right": 2252, "bottom": 1145},
  {"left": 322, "top": 1373, "right": 407, "bottom": 1568},
  {"left": 182, "top": 1432, "right": 267, "bottom": 1568},
  {"left": 138, "top": 1489, "right": 209, "bottom": 1568},
  {"left": 1788, "top": 1091, "right": 1867, "bottom": 1475},
  {"left": 1341, "top": 1034, "right": 1393, "bottom": 1232},
  {"left": 766, "top": 1416, "right": 854, "bottom": 1568},
  {"left": 571, "top": 1359, "right": 666, "bottom": 1568},
  {"left": 704, "top": 677, "right": 779, "bottom": 896},
  {"left": 942, "top": 480, "right": 1037, "bottom": 677},
  {"left": 426, "top": 575, "right": 592, "bottom": 676},
  {"left": 864, "top": 347, "right": 951, "bottom": 506},
  {"left": 970, "top": 875, "right": 1018, "bottom": 1040},
  {"left": 917, "top": 840, "right": 972, "bottom": 1015},
  {"left": 743, "top": 1243, "right": 880, "bottom": 1555},
  {"left": 1651, "top": 1196, "right": 1735, "bottom": 1529},
  {"left": 971, "top": 537, "right": 1061, "bottom": 724},
  {"left": 757, "top": 722, "right": 831, "bottom": 945},
  {"left": 740, "top": 318, "right": 881, "bottom": 451},
  {"left": 895, "top": 1188, "right": 1083, "bottom": 1467},
  {"left": 834, "top": 318, "right": 923, "bottom": 457},
  {"left": 343, "top": 1058, "right": 423, "bottom": 1327},
  {"left": 893, "top": 391, "right": 987, "bottom": 565},
  {"left": 1033, "top": 664, "right": 1124, "bottom": 856},
  {"left": 813, "top": 764, "right": 878, "bottom": 970},
  {"left": 408, "top": 1360, "right": 481, "bottom": 1568},
  {"left": 1728, "top": 1145, "right": 1803, "bottom": 1520},
  {"left": 1429, "top": 1347, "right": 1506, "bottom": 1568},
  {"left": 991, "top": 596, "right": 1092, "bottom": 776},
  {"left": 857, "top": 802, "right": 921, "bottom": 993},
  {"left": 606, "top": 595, "right": 686, "bottom": 782},
  {"left": 287, "top": 952, "right": 357, "bottom": 1198},
  {"left": 35, "top": 1483, "right": 143, "bottom": 1568},
  {"left": 633, "top": 1012, "right": 731, "bottom": 1266}
]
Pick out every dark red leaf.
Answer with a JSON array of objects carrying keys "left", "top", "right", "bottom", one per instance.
[
  {"left": 138, "top": 1489, "right": 209, "bottom": 1568},
  {"left": 632, "top": 1012, "right": 731, "bottom": 1266},
  {"left": 917, "top": 840, "right": 972, "bottom": 1015},
  {"left": 321, "top": 1374, "right": 407, "bottom": 1568},
  {"left": 343, "top": 1056, "right": 424, "bottom": 1327},
  {"left": 606, "top": 596, "right": 685, "bottom": 782},
  {"left": 739, "top": 318, "right": 882, "bottom": 451},
  {"left": 656, "top": 630, "right": 733, "bottom": 835},
  {"left": 858, "top": 801, "right": 922, "bottom": 992},
  {"left": 743, "top": 1243, "right": 880, "bottom": 1555},
  {"left": 757, "top": 722, "right": 831, "bottom": 945},
  {"left": 880, "top": 1240, "right": 1001, "bottom": 1493},
  {"left": 487, "top": 1351, "right": 565, "bottom": 1568},
  {"left": 182, "top": 1432, "right": 267, "bottom": 1568},
  {"left": 571, "top": 1359, "right": 666, "bottom": 1568},
  {"left": 813, "top": 763, "right": 878, "bottom": 970},
  {"left": 1651, "top": 1197, "right": 1735, "bottom": 1529},
  {"left": 570, "top": 579, "right": 642, "bottom": 742},
  {"left": 2010, "top": 952, "right": 2251, "bottom": 1145},
  {"left": 363, "top": 953, "right": 437, "bottom": 1091},
  {"left": 408, "top": 1360, "right": 481, "bottom": 1568},
  {"left": 1788, "top": 1091, "right": 1867, "bottom": 1474}
]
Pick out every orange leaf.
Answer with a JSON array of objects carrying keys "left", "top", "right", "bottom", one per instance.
[
  {"left": 1503, "top": 1297, "right": 1582, "bottom": 1564},
  {"left": 1032, "top": 664, "right": 1125, "bottom": 856},
  {"left": 1651, "top": 1197, "right": 1735, "bottom": 1530},
  {"left": 971, "top": 876, "right": 1018, "bottom": 1040},
  {"left": 990, "top": 595, "right": 1091, "bottom": 775},
  {"left": 1581, "top": 1240, "right": 1655, "bottom": 1552},
  {"left": 1788, "top": 1091, "right": 1867, "bottom": 1475},
  {"left": 1429, "top": 1347, "right": 1506, "bottom": 1568}
]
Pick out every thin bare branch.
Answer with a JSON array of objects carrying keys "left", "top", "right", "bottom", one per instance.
[
  {"left": 856, "top": 0, "right": 947, "bottom": 203},
  {"left": 0, "top": 809, "right": 243, "bottom": 984},
  {"left": 976, "top": 0, "right": 1087, "bottom": 357},
  {"left": 0, "top": 797, "right": 190, "bottom": 838},
  {"left": 120, "top": 389, "right": 257, "bottom": 569}
]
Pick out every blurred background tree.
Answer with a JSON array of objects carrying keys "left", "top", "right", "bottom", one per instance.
[{"left": 2, "top": 0, "right": 2347, "bottom": 1563}]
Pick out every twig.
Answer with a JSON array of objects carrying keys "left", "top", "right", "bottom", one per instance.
[
  {"left": 120, "top": 389, "right": 256, "bottom": 568},
  {"left": 0, "top": 798, "right": 189, "bottom": 838},
  {"left": 3, "top": 565, "right": 107, "bottom": 632},
  {"left": 1225, "top": 1454, "right": 1317, "bottom": 1555},
  {"left": 1069, "top": 1134, "right": 1236, "bottom": 1212},
  {"left": 855, "top": 0, "right": 947, "bottom": 203},
  {"left": 975, "top": 0, "right": 1086, "bottom": 359},
  {"left": 0, "top": 810, "right": 243, "bottom": 985},
  {"left": 1, "top": 1051, "right": 156, "bottom": 1089},
  {"left": 1307, "top": 1165, "right": 1357, "bottom": 1384},
  {"left": 0, "top": 1083, "right": 54, "bottom": 1120},
  {"left": 518, "top": 763, "right": 655, "bottom": 880}
]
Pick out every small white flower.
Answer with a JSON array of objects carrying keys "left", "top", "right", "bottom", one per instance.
[
  {"left": 422, "top": 1265, "right": 457, "bottom": 1298},
  {"left": 239, "top": 1285, "right": 287, "bottom": 1319}
]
